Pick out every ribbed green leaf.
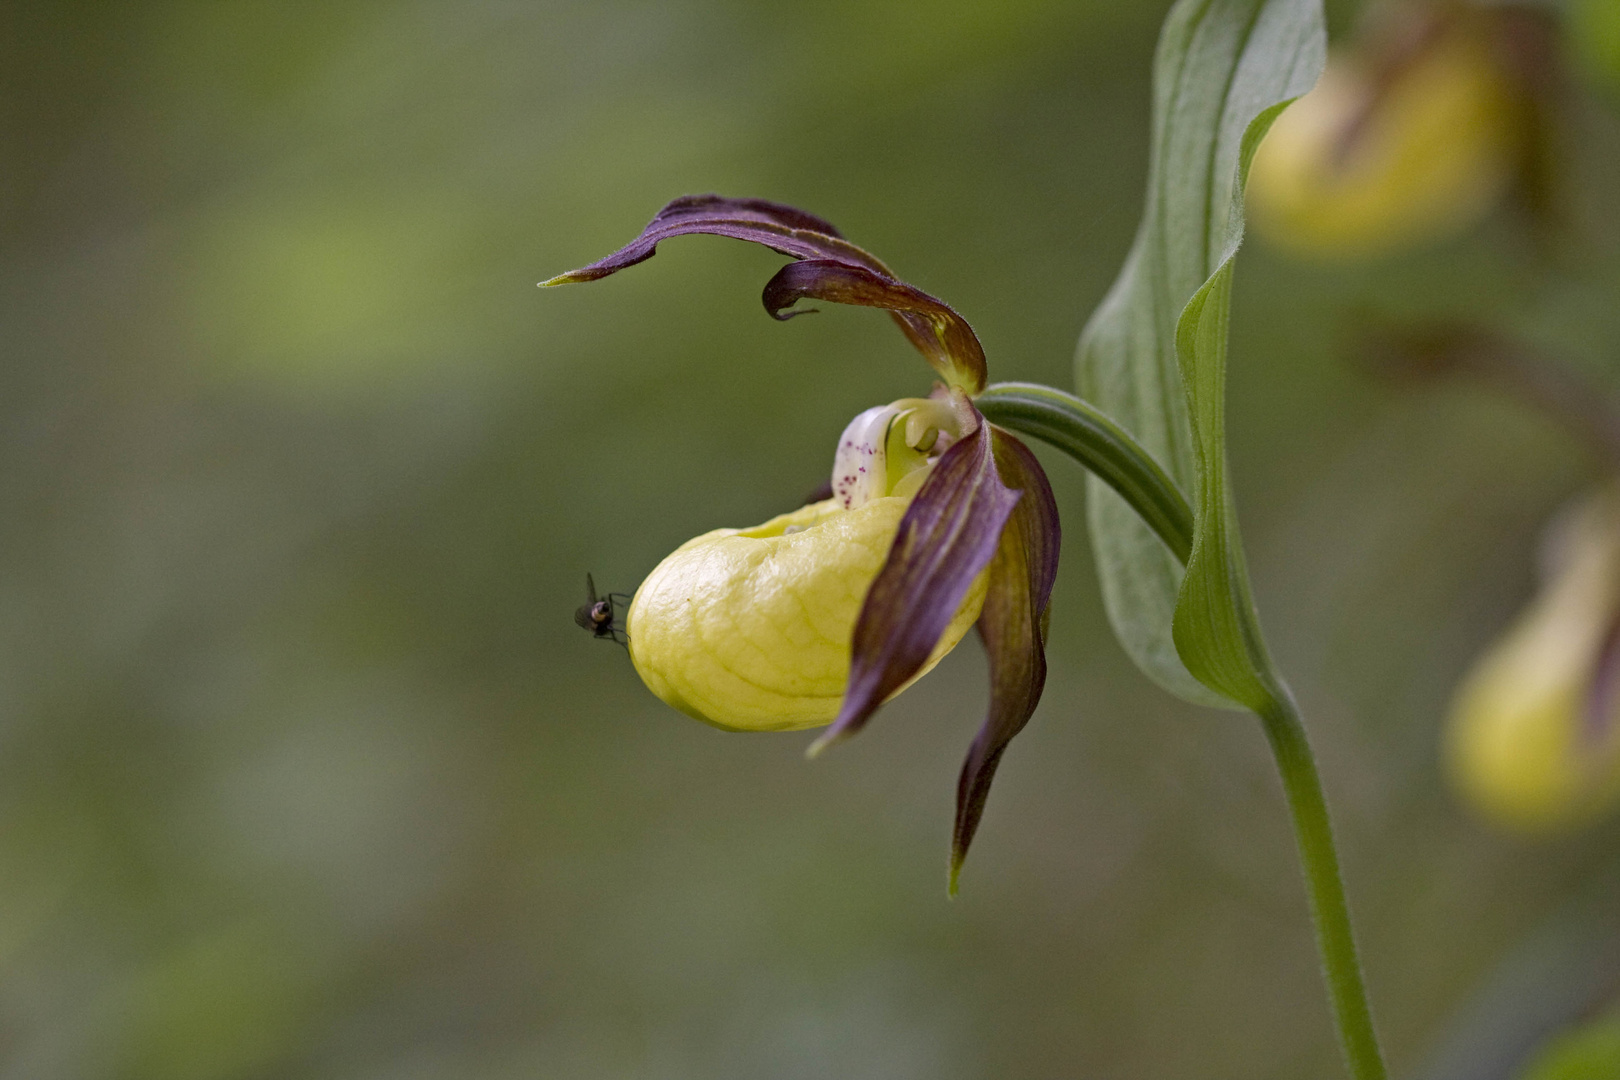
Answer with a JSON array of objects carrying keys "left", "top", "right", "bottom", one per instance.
[{"left": 1075, "top": 0, "right": 1323, "bottom": 707}]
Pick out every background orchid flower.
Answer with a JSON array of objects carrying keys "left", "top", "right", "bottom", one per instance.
[
  {"left": 1246, "top": 1, "right": 1553, "bottom": 260},
  {"left": 1447, "top": 484, "right": 1620, "bottom": 833},
  {"left": 545, "top": 195, "right": 1060, "bottom": 883}
]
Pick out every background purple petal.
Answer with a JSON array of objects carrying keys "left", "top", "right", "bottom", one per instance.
[
  {"left": 810, "top": 417, "right": 1020, "bottom": 755},
  {"left": 951, "top": 426, "right": 1061, "bottom": 892}
]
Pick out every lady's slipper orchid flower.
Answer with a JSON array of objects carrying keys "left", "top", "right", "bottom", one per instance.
[
  {"left": 545, "top": 196, "right": 1060, "bottom": 882},
  {"left": 1447, "top": 485, "right": 1620, "bottom": 833}
]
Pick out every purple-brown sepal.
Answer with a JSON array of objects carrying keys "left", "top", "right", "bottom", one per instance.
[
  {"left": 951, "top": 428, "right": 1061, "bottom": 891},
  {"left": 810, "top": 414, "right": 1019, "bottom": 755}
]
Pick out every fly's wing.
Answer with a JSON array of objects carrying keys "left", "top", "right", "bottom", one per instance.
[
  {"left": 584, "top": 572, "right": 599, "bottom": 604},
  {"left": 574, "top": 605, "right": 596, "bottom": 631}
]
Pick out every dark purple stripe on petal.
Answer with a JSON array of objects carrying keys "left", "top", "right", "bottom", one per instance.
[
  {"left": 810, "top": 413, "right": 1021, "bottom": 756},
  {"left": 950, "top": 427, "right": 1060, "bottom": 893},
  {"left": 764, "top": 261, "right": 989, "bottom": 394},
  {"left": 542, "top": 194, "right": 890, "bottom": 284}
]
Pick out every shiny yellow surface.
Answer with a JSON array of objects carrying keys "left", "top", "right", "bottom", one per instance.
[
  {"left": 1447, "top": 490, "right": 1620, "bottom": 832},
  {"left": 1247, "top": 34, "right": 1521, "bottom": 259},
  {"left": 627, "top": 497, "right": 988, "bottom": 731}
]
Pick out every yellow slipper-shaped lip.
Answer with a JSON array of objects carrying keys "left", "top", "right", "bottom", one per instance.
[{"left": 628, "top": 496, "right": 988, "bottom": 732}]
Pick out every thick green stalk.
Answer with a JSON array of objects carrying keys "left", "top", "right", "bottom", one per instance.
[
  {"left": 976, "top": 382, "right": 1193, "bottom": 562},
  {"left": 983, "top": 382, "right": 1387, "bottom": 1080},
  {"left": 1259, "top": 686, "right": 1388, "bottom": 1080}
]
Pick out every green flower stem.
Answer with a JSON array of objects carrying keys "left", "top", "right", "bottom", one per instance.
[
  {"left": 975, "top": 383, "right": 1194, "bottom": 562},
  {"left": 1259, "top": 686, "right": 1388, "bottom": 1080},
  {"left": 980, "top": 379, "right": 1387, "bottom": 1080}
]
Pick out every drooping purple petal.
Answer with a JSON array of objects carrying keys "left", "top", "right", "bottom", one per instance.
[
  {"left": 809, "top": 412, "right": 1021, "bottom": 756},
  {"left": 949, "top": 427, "right": 1060, "bottom": 892},
  {"left": 543, "top": 194, "right": 989, "bottom": 393},
  {"left": 764, "top": 261, "right": 988, "bottom": 393}
]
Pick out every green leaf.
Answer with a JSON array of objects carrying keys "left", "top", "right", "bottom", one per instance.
[{"left": 1075, "top": 0, "right": 1323, "bottom": 707}]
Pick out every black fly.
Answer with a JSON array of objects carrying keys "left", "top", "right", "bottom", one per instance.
[{"left": 575, "top": 573, "right": 631, "bottom": 647}]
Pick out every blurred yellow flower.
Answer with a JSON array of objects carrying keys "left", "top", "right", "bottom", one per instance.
[
  {"left": 1447, "top": 485, "right": 1620, "bottom": 832},
  {"left": 1247, "top": 5, "right": 1532, "bottom": 260}
]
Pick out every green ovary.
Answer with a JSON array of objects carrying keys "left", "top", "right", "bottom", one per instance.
[{"left": 627, "top": 496, "right": 987, "bottom": 732}]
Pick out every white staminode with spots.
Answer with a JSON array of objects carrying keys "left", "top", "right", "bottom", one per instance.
[{"left": 832, "top": 404, "right": 900, "bottom": 510}]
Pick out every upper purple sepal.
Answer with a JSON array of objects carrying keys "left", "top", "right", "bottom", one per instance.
[
  {"left": 543, "top": 194, "right": 988, "bottom": 394},
  {"left": 542, "top": 194, "right": 886, "bottom": 281}
]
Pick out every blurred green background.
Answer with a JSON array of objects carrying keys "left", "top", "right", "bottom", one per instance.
[{"left": 4, "top": 1, "right": 1620, "bottom": 1077}]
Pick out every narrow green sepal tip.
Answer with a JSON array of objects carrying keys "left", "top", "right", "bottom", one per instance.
[
  {"left": 947, "top": 858, "right": 963, "bottom": 898},
  {"left": 538, "top": 274, "right": 580, "bottom": 288}
]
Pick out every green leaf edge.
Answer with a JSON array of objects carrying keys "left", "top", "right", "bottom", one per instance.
[
  {"left": 1077, "top": 0, "right": 1325, "bottom": 710},
  {"left": 1170, "top": 96, "right": 1297, "bottom": 712}
]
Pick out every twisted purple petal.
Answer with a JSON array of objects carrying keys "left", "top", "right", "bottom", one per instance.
[
  {"left": 810, "top": 414, "right": 1020, "bottom": 755},
  {"left": 764, "top": 261, "right": 988, "bottom": 393},
  {"left": 950, "top": 427, "right": 1061, "bottom": 892}
]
